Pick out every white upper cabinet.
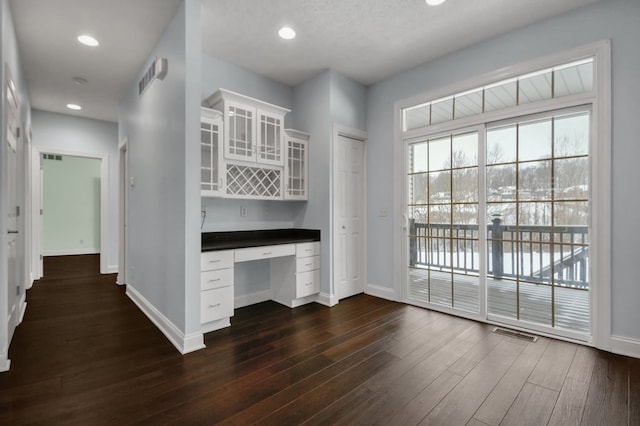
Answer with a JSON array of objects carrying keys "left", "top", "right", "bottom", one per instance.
[
  {"left": 284, "top": 129, "right": 309, "bottom": 200},
  {"left": 200, "top": 107, "right": 224, "bottom": 197},
  {"left": 205, "top": 89, "right": 289, "bottom": 166},
  {"left": 202, "top": 89, "right": 308, "bottom": 201}
]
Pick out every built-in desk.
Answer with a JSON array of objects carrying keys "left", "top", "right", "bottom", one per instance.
[{"left": 200, "top": 229, "right": 320, "bottom": 333}]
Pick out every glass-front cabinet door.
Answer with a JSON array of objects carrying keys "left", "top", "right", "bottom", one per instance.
[
  {"left": 284, "top": 129, "right": 309, "bottom": 200},
  {"left": 225, "top": 102, "right": 256, "bottom": 162},
  {"left": 257, "top": 109, "right": 285, "bottom": 166},
  {"left": 200, "top": 107, "right": 224, "bottom": 197}
]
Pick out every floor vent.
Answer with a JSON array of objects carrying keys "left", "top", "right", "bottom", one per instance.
[{"left": 493, "top": 327, "right": 538, "bottom": 343}]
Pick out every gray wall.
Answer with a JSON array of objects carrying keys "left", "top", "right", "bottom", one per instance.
[
  {"left": 118, "top": 0, "right": 202, "bottom": 334},
  {"left": 201, "top": 54, "right": 293, "bottom": 127},
  {"left": 330, "top": 70, "right": 367, "bottom": 131},
  {"left": 31, "top": 110, "right": 119, "bottom": 268},
  {"left": 366, "top": 0, "right": 640, "bottom": 340},
  {"left": 290, "top": 69, "right": 367, "bottom": 297},
  {"left": 291, "top": 70, "right": 332, "bottom": 294}
]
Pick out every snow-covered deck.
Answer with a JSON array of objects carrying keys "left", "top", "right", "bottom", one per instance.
[{"left": 408, "top": 268, "right": 589, "bottom": 333}]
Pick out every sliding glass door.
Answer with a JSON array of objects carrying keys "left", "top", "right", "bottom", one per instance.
[{"left": 405, "top": 109, "right": 591, "bottom": 338}]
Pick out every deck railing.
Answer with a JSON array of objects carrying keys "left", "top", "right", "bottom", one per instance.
[{"left": 409, "top": 218, "right": 589, "bottom": 289}]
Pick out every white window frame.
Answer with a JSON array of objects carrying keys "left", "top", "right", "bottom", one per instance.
[{"left": 393, "top": 41, "right": 611, "bottom": 349}]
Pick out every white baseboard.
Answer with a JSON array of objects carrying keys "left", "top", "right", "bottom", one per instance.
[
  {"left": 0, "top": 356, "right": 10, "bottom": 373},
  {"left": 273, "top": 294, "right": 318, "bottom": 308},
  {"left": 43, "top": 248, "right": 100, "bottom": 256},
  {"left": 107, "top": 265, "right": 119, "bottom": 274},
  {"left": 235, "top": 290, "right": 272, "bottom": 309},
  {"left": 365, "top": 283, "right": 398, "bottom": 301},
  {"left": 8, "top": 293, "right": 26, "bottom": 330},
  {"left": 610, "top": 335, "right": 640, "bottom": 359},
  {"left": 316, "top": 292, "right": 339, "bottom": 307},
  {"left": 18, "top": 297, "right": 27, "bottom": 325},
  {"left": 125, "top": 285, "right": 205, "bottom": 355}
]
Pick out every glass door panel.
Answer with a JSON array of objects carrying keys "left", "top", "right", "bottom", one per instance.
[
  {"left": 486, "top": 111, "right": 591, "bottom": 334},
  {"left": 407, "top": 131, "right": 480, "bottom": 314}
]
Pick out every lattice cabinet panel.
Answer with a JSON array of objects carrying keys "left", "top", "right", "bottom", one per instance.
[{"left": 226, "top": 164, "right": 282, "bottom": 199}]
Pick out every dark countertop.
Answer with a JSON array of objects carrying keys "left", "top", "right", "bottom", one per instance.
[{"left": 202, "top": 228, "right": 320, "bottom": 252}]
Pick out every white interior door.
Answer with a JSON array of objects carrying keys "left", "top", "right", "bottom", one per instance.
[
  {"left": 334, "top": 134, "right": 365, "bottom": 300},
  {"left": 6, "top": 73, "right": 21, "bottom": 328}
]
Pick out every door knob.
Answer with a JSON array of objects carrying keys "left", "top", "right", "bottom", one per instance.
[{"left": 342, "top": 226, "right": 346, "bottom": 229}]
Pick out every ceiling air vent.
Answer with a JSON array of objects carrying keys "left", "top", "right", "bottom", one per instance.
[{"left": 138, "top": 57, "right": 168, "bottom": 96}]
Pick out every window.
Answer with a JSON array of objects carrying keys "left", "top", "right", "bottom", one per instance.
[{"left": 402, "top": 59, "right": 594, "bottom": 132}]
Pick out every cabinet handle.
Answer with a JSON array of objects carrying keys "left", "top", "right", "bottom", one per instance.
[
  {"left": 208, "top": 303, "right": 221, "bottom": 309},
  {"left": 263, "top": 252, "right": 272, "bottom": 255},
  {"left": 208, "top": 278, "right": 221, "bottom": 282},
  {"left": 305, "top": 248, "right": 313, "bottom": 252},
  {"left": 304, "top": 263, "right": 313, "bottom": 267},
  {"left": 209, "top": 259, "right": 221, "bottom": 263},
  {"left": 305, "top": 282, "right": 313, "bottom": 286}
]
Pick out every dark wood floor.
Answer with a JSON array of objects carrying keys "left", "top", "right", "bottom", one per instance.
[{"left": 1, "top": 255, "right": 639, "bottom": 425}]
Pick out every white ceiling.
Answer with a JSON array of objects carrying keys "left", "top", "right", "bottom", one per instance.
[{"left": 11, "top": 0, "right": 598, "bottom": 123}]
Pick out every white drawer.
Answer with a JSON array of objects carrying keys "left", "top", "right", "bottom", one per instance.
[
  {"left": 296, "top": 242, "right": 320, "bottom": 258},
  {"left": 201, "top": 250, "right": 234, "bottom": 271},
  {"left": 201, "top": 268, "right": 234, "bottom": 291},
  {"left": 201, "top": 286, "right": 234, "bottom": 324},
  {"left": 234, "top": 244, "right": 295, "bottom": 263},
  {"left": 296, "top": 269, "right": 320, "bottom": 298},
  {"left": 296, "top": 255, "right": 319, "bottom": 273}
]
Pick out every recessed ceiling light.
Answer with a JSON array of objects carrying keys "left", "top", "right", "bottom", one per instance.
[
  {"left": 77, "top": 34, "right": 99, "bottom": 47},
  {"left": 66, "top": 103, "right": 82, "bottom": 111},
  {"left": 426, "top": 0, "right": 446, "bottom": 5},
  {"left": 278, "top": 27, "right": 296, "bottom": 40}
]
